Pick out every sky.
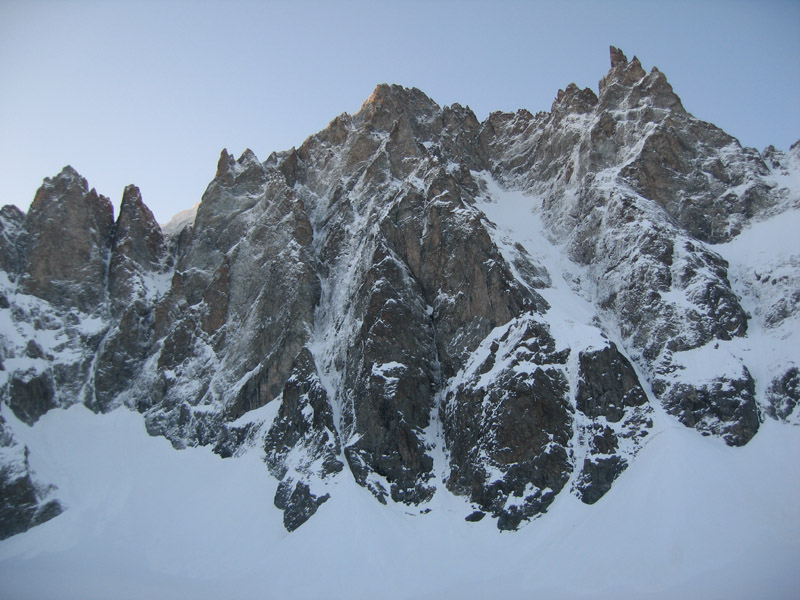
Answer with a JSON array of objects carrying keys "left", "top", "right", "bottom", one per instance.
[{"left": 1, "top": 0, "right": 798, "bottom": 223}]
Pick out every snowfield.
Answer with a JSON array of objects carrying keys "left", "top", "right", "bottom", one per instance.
[{"left": 0, "top": 402, "right": 797, "bottom": 599}]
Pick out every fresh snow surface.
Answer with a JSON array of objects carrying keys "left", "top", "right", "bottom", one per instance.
[
  {"left": 475, "top": 174, "right": 607, "bottom": 354},
  {"left": 715, "top": 206, "right": 800, "bottom": 398},
  {"left": 0, "top": 403, "right": 798, "bottom": 599}
]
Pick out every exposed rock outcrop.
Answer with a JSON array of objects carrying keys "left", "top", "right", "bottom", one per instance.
[{"left": 22, "top": 167, "right": 114, "bottom": 312}]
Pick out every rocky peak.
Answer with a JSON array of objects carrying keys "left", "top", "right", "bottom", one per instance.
[
  {"left": 609, "top": 45, "right": 627, "bottom": 68},
  {"left": 93, "top": 183, "right": 169, "bottom": 411},
  {"left": 237, "top": 148, "right": 260, "bottom": 167},
  {"left": 108, "top": 184, "right": 166, "bottom": 304},
  {"left": 31, "top": 165, "right": 89, "bottom": 202},
  {"left": 357, "top": 83, "right": 441, "bottom": 131},
  {"left": 26, "top": 166, "right": 113, "bottom": 237},
  {"left": 197, "top": 149, "right": 271, "bottom": 236},
  {"left": 442, "top": 103, "right": 480, "bottom": 130},
  {"left": 551, "top": 83, "right": 599, "bottom": 114},
  {"left": 598, "top": 46, "right": 647, "bottom": 103},
  {"left": 116, "top": 184, "right": 162, "bottom": 250},
  {"left": 214, "top": 148, "right": 265, "bottom": 185},
  {"left": 215, "top": 148, "right": 236, "bottom": 179},
  {"left": 595, "top": 47, "right": 684, "bottom": 116},
  {"left": 22, "top": 166, "right": 114, "bottom": 311}
]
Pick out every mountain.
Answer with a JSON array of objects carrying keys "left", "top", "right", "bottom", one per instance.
[{"left": 0, "top": 45, "right": 798, "bottom": 581}]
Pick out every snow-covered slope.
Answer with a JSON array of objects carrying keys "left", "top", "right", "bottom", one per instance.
[
  {"left": 0, "top": 403, "right": 797, "bottom": 599},
  {"left": 715, "top": 199, "right": 800, "bottom": 423}
]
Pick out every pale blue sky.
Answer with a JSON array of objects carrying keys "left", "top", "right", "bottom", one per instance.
[{"left": 1, "top": 0, "right": 798, "bottom": 222}]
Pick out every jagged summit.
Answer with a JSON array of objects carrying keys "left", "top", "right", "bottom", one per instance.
[
  {"left": 551, "top": 83, "right": 598, "bottom": 114},
  {"left": 595, "top": 46, "right": 684, "bottom": 115},
  {"left": 215, "top": 147, "right": 262, "bottom": 176},
  {"left": 44, "top": 164, "right": 86, "bottom": 188},
  {"left": 28, "top": 165, "right": 90, "bottom": 211},
  {"left": 606, "top": 45, "right": 644, "bottom": 74},
  {"left": 360, "top": 83, "right": 440, "bottom": 113},
  {"left": 355, "top": 83, "right": 442, "bottom": 135},
  {"left": 1, "top": 48, "right": 798, "bottom": 541},
  {"left": 609, "top": 45, "right": 628, "bottom": 68}
]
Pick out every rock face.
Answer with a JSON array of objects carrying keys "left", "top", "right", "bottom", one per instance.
[
  {"left": 22, "top": 167, "right": 115, "bottom": 312},
  {"left": 573, "top": 344, "right": 651, "bottom": 504},
  {"left": 1, "top": 46, "right": 798, "bottom": 537},
  {"left": 444, "top": 316, "right": 573, "bottom": 529}
]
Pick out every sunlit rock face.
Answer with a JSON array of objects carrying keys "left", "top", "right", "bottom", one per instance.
[{"left": 2, "top": 46, "right": 798, "bottom": 535}]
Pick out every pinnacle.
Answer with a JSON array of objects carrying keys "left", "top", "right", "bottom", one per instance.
[
  {"left": 121, "top": 184, "right": 143, "bottom": 210},
  {"left": 609, "top": 46, "right": 628, "bottom": 68},
  {"left": 216, "top": 148, "right": 235, "bottom": 178},
  {"left": 599, "top": 47, "right": 647, "bottom": 97}
]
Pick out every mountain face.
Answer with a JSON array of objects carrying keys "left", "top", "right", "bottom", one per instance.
[{"left": 1, "top": 47, "right": 798, "bottom": 536}]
